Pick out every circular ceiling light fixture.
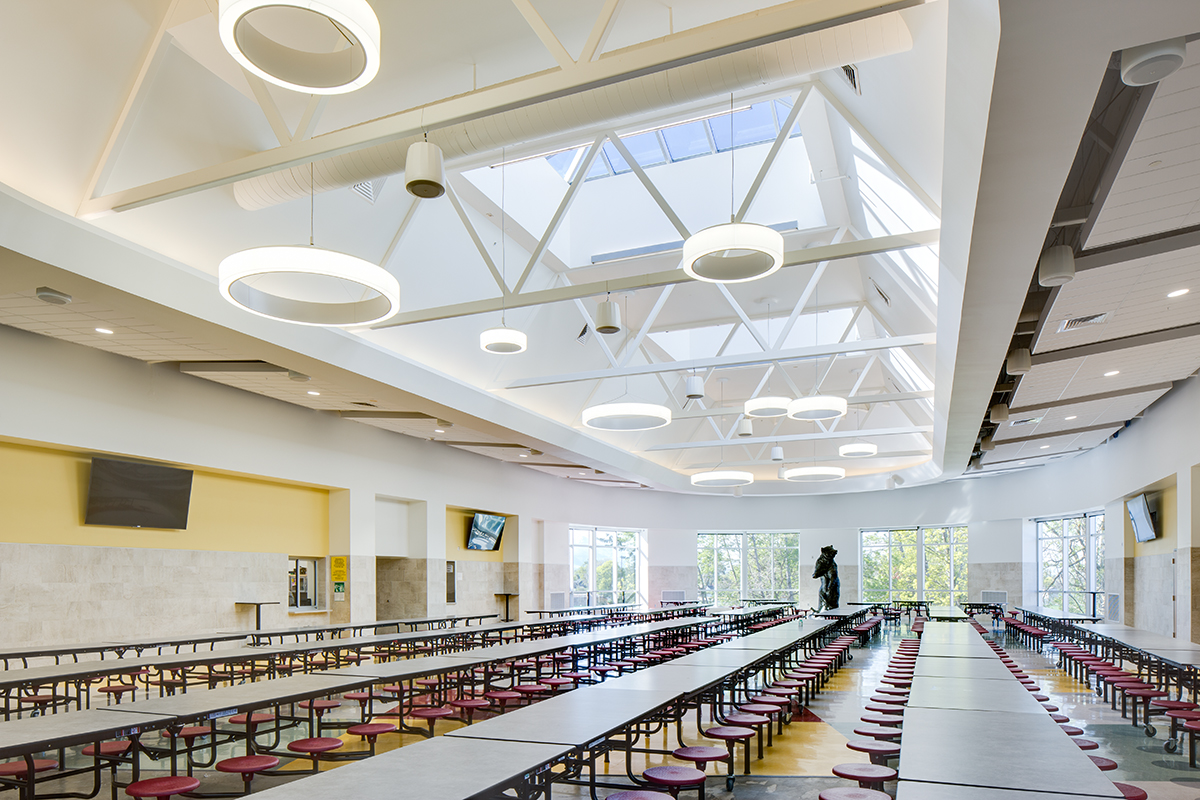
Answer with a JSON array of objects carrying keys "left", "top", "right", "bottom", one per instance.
[
  {"left": 582, "top": 402, "right": 671, "bottom": 431},
  {"left": 681, "top": 223, "right": 784, "bottom": 284},
  {"left": 218, "top": 0, "right": 381, "bottom": 94},
  {"left": 219, "top": 245, "right": 400, "bottom": 326},
  {"left": 783, "top": 466, "right": 845, "bottom": 482},
  {"left": 744, "top": 396, "right": 791, "bottom": 418},
  {"left": 480, "top": 326, "right": 528, "bottom": 354},
  {"left": 787, "top": 395, "right": 847, "bottom": 421},
  {"left": 839, "top": 442, "right": 878, "bottom": 458},
  {"left": 1120, "top": 37, "right": 1186, "bottom": 86},
  {"left": 690, "top": 470, "right": 754, "bottom": 487}
]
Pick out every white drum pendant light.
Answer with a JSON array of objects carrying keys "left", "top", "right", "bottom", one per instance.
[
  {"left": 690, "top": 470, "right": 754, "bottom": 487},
  {"left": 787, "top": 395, "right": 847, "bottom": 421},
  {"left": 583, "top": 402, "right": 671, "bottom": 431},
  {"left": 737, "top": 418, "right": 754, "bottom": 437},
  {"left": 770, "top": 445, "right": 784, "bottom": 462},
  {"left": 744, "top": 396, "right": 791, "bottom": 418},
  {"left": 682, "top": 223, "right": 785, "bottom": 284},
  {"left": 219, "top": 245, "right": 399, "bottom": 326},
  {"left": 218, "top": 0, "right": 381, "bottom": 94},
  {"left": 685, "top": 374, "right": 705, "bottom": 400},
  {"left": 405, "top": 141, "right": 445, "bottom": 198},
  {"left": 839, "top": 442, "right": 877, "bottom": 458},
  {"left": 595, "top": 297, "right": 621, "bottom": 334},
  {"left": 1007, "top": 348, "right": 1032, "bottom": 375},
  {"left": 783, "top": 466, "right": 845, "bottom": 482},
  {"left": 480, "top": 327, "right": 527, "bottom": 354},
  {"left": 1038, "top": 245, "right": 1075, "bottom": 287}
]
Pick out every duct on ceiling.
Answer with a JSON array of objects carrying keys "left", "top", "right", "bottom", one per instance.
[{"left": 233, "top": 14, "right": 912, "bottom": 211}]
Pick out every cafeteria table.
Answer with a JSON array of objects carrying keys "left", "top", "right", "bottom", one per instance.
[
  {"left": 911, "top": 655, "right": 1016, "bottom": 680},
  {"left": 907, "top": 676, "right": 1046, "bottom": 714},
  {"left": 897, "top": 783, "right": 1122, "bottom": 800},
  {"left": 898, "top": 707, "right": 1122, "bottom": 797},
  {"left": 247, "top": 735, "right": 572, "bottom": 800},
  {"left": 914, "top": 641, "right": 999, "bottom": 659}
]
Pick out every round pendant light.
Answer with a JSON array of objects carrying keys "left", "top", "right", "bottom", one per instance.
[
  {"left": 219, "top": 245, "right": 399, "bottom": 326},
  {"left": 744, "top": 396, "right": 791, "bottom": 418},
  {"left": 480, "top": 326, "right": 527, "bottom": 354},
  {"left": 690, "top": 470, "right": 754, "bottom": 487},
  {"left": 681, "top": 223, "right": 785, "bottom": 284},
  {"left": 583, "top": 402, "right": 671, "bottom": 431},
  {"left": 218, "top": 0, "right": 381, "bottom": 94},
  {"left": 783, "top": 466, "right": 845, "bottom": 482},
  {"left": 839, "top": 442, "right": 878, "bottom": 458},
  {"left": 787, "top": 395, "right": 847, "bottom": 421}
]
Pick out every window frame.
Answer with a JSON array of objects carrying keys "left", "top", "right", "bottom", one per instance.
[
  {"left": 697, "top": 531, "right": 801, "bottom": 605},
  {"left": 1036, "top": 512, "right": 1105, "bottom": 616},
  {"left": 287, "top": 556, "right": 323, "bottom": 610},
  {"left": 859, "top": 526, "right": 968, "bottom": 605},
  {"left": 569, "top": 527, "right": 641, "bottom": 608}
]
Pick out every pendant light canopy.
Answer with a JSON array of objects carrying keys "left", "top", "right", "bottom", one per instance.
[
  {"left": 839, "top": 442, "right": 878, "bottom": 458},
  {"left": 744, "top": 396, "right": 791, "bottom": 418},
  {"left": 218, "top": 245, "right": 400, "bottom": 326},
  {"left": 690, "top": 470, "right": 754, "bottom": 487},
  {"left": 681, "top": 223, "right": 785, "bottom": 284},
  {"left": 787, "top": 395, "right": 848, "bottom": 421},
  {"left": 783, "top": 465, "right": 846, "bottom": 482},
  {"left": 480, "top": 326, "right": 527, "bottom": 354},
  {"left": 583, "top": 402, "right": 671, "bottom": 431},
  {"left": 218, "top": 0, "right": 381, "bottom": 94}
]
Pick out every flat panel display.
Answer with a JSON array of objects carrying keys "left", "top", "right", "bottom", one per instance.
[
  {"left": 1127, "top": 493, "right": 1157, "bottom": 543},
  {"left": 85, "top": 457, "right": 193, "bottom": 529},
  {"left": 467, "top": 512, "right": 506, "bottom": 551}
]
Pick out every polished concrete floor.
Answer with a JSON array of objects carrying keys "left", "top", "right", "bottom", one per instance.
[{"left": 19, "top": 621, "right": 1200, "bottom": 798}]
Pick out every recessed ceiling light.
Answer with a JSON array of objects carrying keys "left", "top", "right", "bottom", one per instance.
[
  {"left": 1018, "top": 461, "right": 1027, "bottom": 465},
  {"left": 307, "top": 391, "right": 320, "bottom": 396},
  {"left": 1168, "top": 288, "right": 1189, "bottom": 298},
  {"left": 1064, "top": 415, "right": 1077, "bottom": 421},
  {"left": 434, "top": 428, "right": 445, "bottom": 434},
  {"left": 519, "top": 453, "right": 528, "bottom": 458},
  {"left": 94, "top": 328, "right": 113, "bottom": 335},
  {"left": 1039, "top": 445, "right": 1050, "bottom": 449},
  {"left": 1148, "top": 160, "right": 1163, "bottom": 168},
  {"left": 1104, "top": 370, "right": 1119, "bottom": 377}
]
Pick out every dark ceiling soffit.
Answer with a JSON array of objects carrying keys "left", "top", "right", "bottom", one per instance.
[
  {"left": 1007, "top": 381, "right": 1173, "bottom": 415},
  {"left": 1030, "top": 322, "right": 1200, "bottom": 365}
]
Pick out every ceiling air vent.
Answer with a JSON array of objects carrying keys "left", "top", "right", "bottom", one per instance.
[
  {"left": 351, "top": 177, "right": 388, "bottom": 204},
  {"left": 869, "top": 278, "right": 891, "bottom": 307},
  {"left": 1008, "top": 416, "right": 1042, "bottom": 427},
  {"left": 840, "top": 64, "right": 862, "bottom": 95},
  {"left": 1057, "top": 312, "right": 1108, "bottom": 332}
]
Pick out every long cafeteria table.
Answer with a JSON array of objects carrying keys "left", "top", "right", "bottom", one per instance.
[
  {"left": 898, "top": 784, "right": 1126, "bottom": 800},
  {"left": 926, "top": 605, "right": 968, "bottom": 621},
  {"left": 911, "top": 655, "right": 1015, "bottom": 680},
  {"left": 525, "top": 603, "right": 637, "bottom": 618}
]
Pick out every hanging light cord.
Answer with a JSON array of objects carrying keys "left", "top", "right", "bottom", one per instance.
[{"left": 309, "top": 161, "right": 314, "bottom": 246}]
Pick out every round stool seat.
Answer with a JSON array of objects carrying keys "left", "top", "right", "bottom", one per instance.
[
  {"left": 287, "top": 737, "right": 344, "bottom": 754},
  {"left": 347, "top": 722, "right": 396, "bottom": 739},
  {"left": 748, "top": 695, "right": 789, "bottom": 708},
  {"left": 1041, "top": 704, "right": 1059, "bottom": 712},
  {"left": 672, "top": 746, "right": 729, "bottom": 764},
  {"left": 0, "top": 759, "right": 57, "bottom": 777},
  {"left": 216, "top": 755, "right": 279, "bottom": 775},
  {"left": 98, "top": 685, "right": 136, "bottom": 696},
  {"left": 738, "top": 703, "right": 780, "bottom": 716},
  {"left": 1060, "top": 725, "right": 1084, "bottom": 736},
  {"left": 540, "top": 678, "right": 573, "bottom": 689},
  {"left": 853, "top": 725, "right": 901, "bottom": 740},
  {"left": 1032, "top": 694, "right": 1050, "bottom": 702},
  {"left": 1073, "top": 739, "right": 1099, "bottom": 751},
  {"left": 229, "top": 713, "right": 274, "bottom": 726},
  {"left": 160, "top": 726, "right": 210, "bottom": 740},
  {"left": 832, "top": 762, "right": 897, "bottom": 787},
  {"left": 860, "top": 713, "right": 902, "bottom": 727},
  {"left": 485, "top": 690, "right": 521, "bottom": 703},
  {"left": 846, "top": 740, "right": 901, "bottom": 761},
  {"left": 1165, "top": 709, "right": 1200, "bottom": 721},
  {"left": 865, "top": 704, "right": 903, "bottom": 715},
  {"left": 1050, "top": 714, "right": 1070, "bottom": 724},
  {"left": 643, "top": 765, "right": 706, "bottom": 788},
  {"left": 817, "top": 789, "right": 890, "bottom": 800},
  {"left": 513, "top": 684, "right": 549, "bottom": 695},
  {"left": 125, "top": 776, "right": 200, "bottom": 798},
  {"left": 451, "top": 698, "right": 491, "bottom": 709},
  {"left": 1089, "top": 756, "right": 1118, "bottom": 772},
  {"left": 725, "top": 713, "right": 770, "bottom": 727},
  {"left": 1151, "top": 699, "right": 1197, "bottom": 710},
  {"left": 1112, "top": 783, "right": 1148, "bottom": 800},
  {"left": 870, "top": 695, "right": 907, "bottom": 705},
  {"left": 410, "top": 707, "right": 453, "bottom": 720},
  {"left": 705, "top": 725, "right": 754, "bottom": 741},
  {"left": 298, "top": 699, "right": 340, "bottom": 713},
  {"left": 83, "top": 742, "right": 131, "bottom": 757}
]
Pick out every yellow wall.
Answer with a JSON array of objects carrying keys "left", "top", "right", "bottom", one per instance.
[
  {"left": 446, "top": 506, "right": 513, "bottom": 562},
  {"left": 1128, "top": 483, "right": 1177, "bottom": 557},
  {"left": 0, "top": 442, "right": 328, "bottom": 554}
]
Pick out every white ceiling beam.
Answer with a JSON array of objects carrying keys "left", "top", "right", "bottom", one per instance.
[
  {"left": 814, "top": 81, "right": 941, "bottom": 219},
  {"left": 646, "top": 425, "right": 933, "bottom": 451},
  {"left": 735, "top": 86, "right": 812, "bottom": 222},
  {"left": 1074, "top": 223, "right": 1200, "bottom": 273},
  {"left": 510, "top": 0, "right": 576, "bottom": 70},
  {"left": 444, "top": 180, "right": 511, "bottom": 296},
  {"left": 291, "top": 95, "right": 329, "bottom": 143},
  {"left": 507, "top": 333, "right": 935, "bottom": 389},
  {"left": 77, "top": 0, "right": 180, "bottom": 211},
  {"left": 850, "top": 221, "right": 937, "bottom": 324},
  {"left": 513, "top": 135, "right": 605, "bottom": 294},
  {"left": 771, "top": 227, "right": 849, "bottom": 348},
  {"left": 687, "top": 449, "right": 932, "bottom": 467},
  {"left": 374, "top": 228, "right": 937, "bottom": 328},
  {"left": 241, "top": 69, "right": 292, "bottom": 147},
  {"left": 716, "top": 284, "right": 769, "bottom": 351},
  {"left": 580, "top": 0, "right": 627, "bottom": 63},
  {"left": 572, "top": 297, "right": 621, "bottom": 368},
  {"left": 604, "top": 130, "right": 691, "bottom": 238},
  {"left": 78, "top": 0, "right": 912, "bottom": 217},
  {"left": 620, "top": 286, "right": 674, "bottom": 367},
  {"left": 379, "top": 196, "right": 421, "bottom": 268}
]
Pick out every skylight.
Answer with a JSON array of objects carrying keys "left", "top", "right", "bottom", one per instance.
[{"left": 547, "top": 99, "right": 802, "bottom": 183}]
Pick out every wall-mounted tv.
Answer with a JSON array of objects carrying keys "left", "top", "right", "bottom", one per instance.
[
  {"left": 85, "top": 457, "right": 194, "bottom": 530},
  {"left": 467, "top": 512, "right": 506, "bottom": 551},
  {"left": 1127, "top": 493, "right": 1158, "bottom": 543}
]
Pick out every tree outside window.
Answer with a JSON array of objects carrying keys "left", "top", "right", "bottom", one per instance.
[
  {"left": 860, "top": 527, "right": 968, "bottom": 605},
  {"left": 697, "top": 532, "right": 801, "bottom": 605},
  {"left": 570, "top": 527, "right": 640, "bottom": 607},
  {"left": 1037, "top": 513, "right": 1104, "bottom": 616}
]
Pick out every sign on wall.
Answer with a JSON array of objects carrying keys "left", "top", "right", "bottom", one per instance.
[{"left": 331, "top": 557, "right": 347, "bottom": 602}]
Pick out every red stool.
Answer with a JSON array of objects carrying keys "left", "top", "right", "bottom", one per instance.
[
  {"left": 215, "top": 755, "right": 278, "bottom": 794},
  {"left": 606, "top": 793, "right": 673, "bottom": 800},
  {"left": 298, "top": 699, "right": 341, "bottom": 736},
  {"left": 450, "top": 697, "right": 491, "bottom": 724},
  {"left": 0, "top": 759, "right": 57, "bottom": 777},
  {"left": 724, "top": 713, "right": 771, "bottom": 758},
  {"left": 513, "top": 684, "right": 550, "bottom": 703},
  {"left": 845, "top": 740, "right": 900, "bottom": 765},
  {"left": 159, "top": 727, "right": 210, "bottom": 776},
  {"left": 852, "top": 725, "right": 901, "bottom": 741},
  {"left": 1074, "top": 739, "right": 1099, "bottom": 751},
  {"left": 832, "top": 763, "right": 896, "bottom": 791},
  {"left": 817, "top": 789, "right": 890, "bottom": 800},
  {"left": 1112, "top": 783, "right": 1147, "bottom": 800},
  {"left": 227, "top": 713, "right": 274, "bottom": 754},
  {"left": 859, "top": 714, "right": 901, "bottom": 728},
  {"left": 286, "top": 737, "right": 343, "bottom": 772},
  {"left": 410, "top": 706, "right": 453, "bottom": 737},
  {"left": 1089, "top": 756, "right": 1118, "bottom": 771},
  {"left": 704, "top": 726, "right": 754, "bottom": 790},
  {"left": 484, "top": 690, "right": 522, "bottom": 712},
  {"left": 125, "top": 776, "right": 200, "bottom": 799},
  {"left": 672, "top": 746, "right": 729, "bottom": 773},
  {"left": 346, "top": 722, "right": 395, "bottom": 755},
  {"left": 97, "top": 684, "right": 138, "bottom": 705},
  {"left": 643, "top": 765, "right": 706, "bottom": 798}
]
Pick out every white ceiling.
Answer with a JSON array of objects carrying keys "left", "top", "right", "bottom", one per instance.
[{"left": 2, "top": 0, "right": 1198, "bottom": 496}]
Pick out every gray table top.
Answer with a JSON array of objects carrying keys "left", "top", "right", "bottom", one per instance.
[
  {"left": 899, "top": 708, "right": 1122, "bottom": 797},
  {"left": 447, "top": 686, "right": 678, "bottom": 746},
  {"left": 321, "top": 656, "right": 475, "bottom": 682},
  {"left": 0, "top": 646, "right": 293, "bottom": 690},
  {"left": 897, "top": 781, "right": 1123, "bottom": 800},
  {"left": 927, "top": 605, "right": 968, "bottom": 620},
  {"left": 917, "top": 621, "right": 982, "bottom": 643},
  {"left": 1016, "top": 606, "right": 1102, "bottom": 622},
  {"left": 603, "top": 664, "right": 734, "bottom": 696},
  {"left": 670, "top": 649, "right": 771, "bottom": 669},
  {"left": 0, "top": 707, "right": 175, "bottom": 758},
  {"left": 97, "top": 672, "right": 367, "bottom": 722},
  {"left": 250, "top": 732, "right": 572, "bottom": 800},
  {"left": 813, "top": 607, "right": 863, "bottom": 618},
  {"left": 916, "top": 641, "right": 997, "bottom": 659},
  {"left": 907, "top": 676, "right": 1045, "bottom": 714},
  {"left": 912, "top": 655, "right": 1015, "bottom": 680}
]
